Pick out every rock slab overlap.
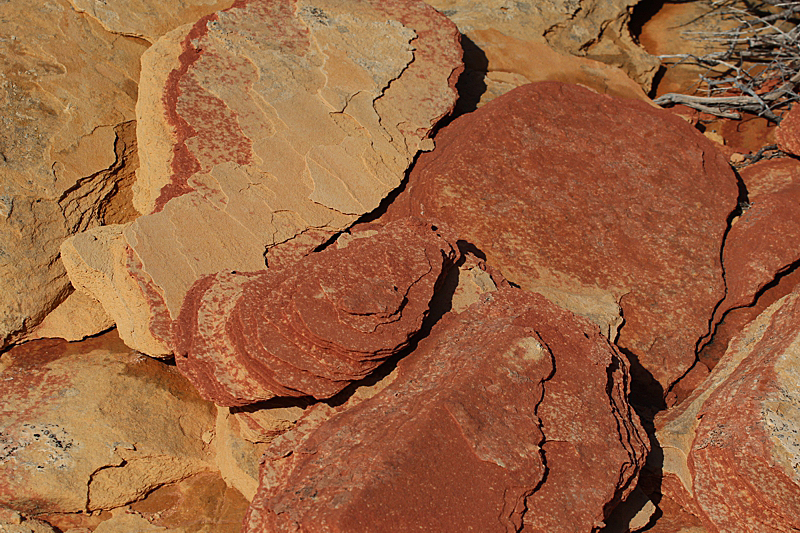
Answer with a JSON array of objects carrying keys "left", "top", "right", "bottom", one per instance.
[{"left": 175, "top": 218, "right": 456, "bottom": 405}]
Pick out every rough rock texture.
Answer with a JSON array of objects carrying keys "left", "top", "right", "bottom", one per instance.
[
  {"left": 699, "top": 158, "right": 800, "bottom": 369},
  {"left": 244, "top": 287, "right": 648, "bottom": 532},
  {"left": 176, "top": 218, "right": 456, "bottom": 405},
  {"left": 387, "top": 82, "right": 738, "bottom": 392},
  {"left": 656, "top": 289, "right": 800, "bottom": 532},
  {"left": 776, "top": 104, "right": 800, "bottom": 156},
  {"left": 0, "top": 0, "right": 144, "bottom": 350},
  {"left": 23, "top": 290, "right": 114, "bottom": 343},
  {"left": 0, "top": 331, "right": 215, "bottom": 514},
  {"left": 425, "top": 0, "right": 659, "bottom": 88},
  {"left": 65, "top": 0, "right": 463, "bottom": 357},
  {"left": 67, "top": 0, "right": 234, "bottom": 43},
  {"left": 214, "top": 403, "right": 306, "bottom": 500}
]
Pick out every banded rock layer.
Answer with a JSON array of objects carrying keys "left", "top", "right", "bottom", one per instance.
[
  {"left": 244, "top": 287, "right": 648, "bottom": 532},
  {"left": 175, "top": 218, "right": 456, "bottom": 405},
  {"left": 65, "top": 0, "right": 463, "bottom": 356}
]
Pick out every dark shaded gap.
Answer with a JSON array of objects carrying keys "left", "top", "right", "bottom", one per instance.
[{"left": 629, "top": 0, "right": 666, "bottom": 42}]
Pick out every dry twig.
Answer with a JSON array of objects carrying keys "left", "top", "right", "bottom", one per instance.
[{"left": 653, "top": 0, "right": 800, "bottom": 122}]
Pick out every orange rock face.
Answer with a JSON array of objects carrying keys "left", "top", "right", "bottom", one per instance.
[
  {"left": 175, "top": 218, "right": 456, "bottom": 405},
  {"left": 244, "top": 287, "right": 647, "bottom": 532},
  {"left": 63, "top": 0, "right": 463, "bottom": 358},
  {"left": 387, "top": 81, "right": 739, "bottom": 393}
]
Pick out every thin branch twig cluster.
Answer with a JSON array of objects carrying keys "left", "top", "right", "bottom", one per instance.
[{"left": 653, "top": 0, "right": 800, "bottom": 121}]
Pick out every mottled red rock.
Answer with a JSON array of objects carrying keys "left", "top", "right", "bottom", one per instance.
[
  {"left": 243, "top": 287, "right": 648, "bottom": 532},
  {"left": 175, "top": 218, "right": 456, "bottom": 405},
  {"left": 656, "top": 290, "right": 800, "bottom": 532},
  {"left": 776, "top": 104, "right": 800, "bottom": 156},
  {"left": 698, "top": 158, "right": 800, "bottom": 372},
  {"left": 387, "top": 81, "right": 739, "bottom": 391}
]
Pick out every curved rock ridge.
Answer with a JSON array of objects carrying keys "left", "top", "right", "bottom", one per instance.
[
  {"left": 386, "top": 81, "right": 739, "bottom": 392},
  {"left": 175, "top": 218, "right": 457, "bottom": 405},
  {"left": 65, "top": 0, "right": 463, "bottom": 356},
  {"left": 243, "top": 287, "right": 648, "bottom": 532},
  {"left": 656, "top": 289, "right": 800, "bottom": 533},
  {"left": 423, "top": 0, "right": 659, "bottom": 88}
]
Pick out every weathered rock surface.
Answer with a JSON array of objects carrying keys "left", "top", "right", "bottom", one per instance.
[
  {"left": 0, "top": 331, "right": 215, "bottom": 514},
  {"left": 0, "top": 0, "right": 144, "bottom": 350},
  {"left": 61, "top": 225, "right": 172, "bottom": 356},
  {"left": 699, "top": 158, "right": 800, "bottom": 369},
  {"left": 387, "top": 81, "right": 738, "bottom": 392},
  {"left": 67, "top": 0, "right": 234, "bottom": 43},
  {"left": 244, "top": 287, "right": 647, "bottom": 532},
  {"left": 776, "top": 104, "right": 800, "bottom": 156},
  {"left": 176, "top": 218, "right": 456, "bottom": 405},
  {"left": 425, "top": 0, "right": 659, "bottom": 88},
  {"left": 65, "top": 0, "right": 463, "bottom": 357},
  {"left": 128, "top": 471, "right": 250, "bottom": 533},
  {"left": 656, "top": 289, "right": 800, "bottom": 532}
]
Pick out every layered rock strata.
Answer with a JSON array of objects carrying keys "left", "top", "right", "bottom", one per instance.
[
  {"left": 64, "top": 0, "right": 463, "bottom": 356},
  {"left": 175, "top": 218, "right": 456, "bottom": 405},
  {"left": 0, "top": 332, "right": 215, "bottom": 514},
  {"left": 656, "top": 289, "right": 800, "bottom": 532},
  {"left": 387, "top": 81, "right": 739, "bottom": 392},
  {"left": 244, "top": 287, "right": 648, "bottom": 532}
]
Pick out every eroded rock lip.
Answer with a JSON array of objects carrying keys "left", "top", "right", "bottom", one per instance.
[
  {"left": 387, "top": 81, "right": 739, "bottom": 392},
  {"left": 243, "top": 287, "right": 647, "bottom": 532},
  {"left": 174, "top": 218, "right": 457, "bottom": 405}
]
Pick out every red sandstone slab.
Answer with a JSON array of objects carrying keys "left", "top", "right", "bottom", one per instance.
[
  {"left": 699, "top": 158, "right": 800, "bottom": 369},
  {"left": 386, "top": 81, "right": 739, "bottom": 392},
  {"left": 243, "top": 287, "right": 648, "bottom": 532},
  {"left": 174, "top": 218, "right": 456, "bottom": 405}
]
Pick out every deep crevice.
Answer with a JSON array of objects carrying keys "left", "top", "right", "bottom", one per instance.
[{"left": 666, "top": 167, "right": 748, "bottom": 398}]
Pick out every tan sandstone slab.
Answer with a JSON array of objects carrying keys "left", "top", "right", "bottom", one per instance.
[
  {"left": 67, "top": 0, "right": 462, "bottom": 356},
  {"left": 0, "top": 0, "right": 144, "bottom": 350},
  {"left": 0, "top": 331, "right": 215, "bottom": 514}
]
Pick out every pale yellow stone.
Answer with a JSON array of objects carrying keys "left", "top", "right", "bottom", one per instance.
[
  {"left": 68, "top": 0, "right": 462, "bottom": 355},
  {"left": 67, "top": 0, "right": 233, "bottom": 43},
  {"left": 0, "top": 0, "right": 145, "bottom": 350}
]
